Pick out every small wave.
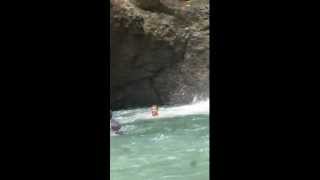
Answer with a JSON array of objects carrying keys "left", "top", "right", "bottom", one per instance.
[{"left": 113, "top": 99, "right": 209, "bottom": 124}]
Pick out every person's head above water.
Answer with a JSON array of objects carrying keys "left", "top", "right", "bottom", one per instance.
[
  {"left": 151, "top": 105, "right": 159, "bottom": 116},
  {"left": 110, "top": 110, "right": 122, "bottom": 132}
]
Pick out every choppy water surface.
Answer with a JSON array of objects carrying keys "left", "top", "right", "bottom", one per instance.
[{"left": 111, "top": 100, "right": 209, "bottom": 180}]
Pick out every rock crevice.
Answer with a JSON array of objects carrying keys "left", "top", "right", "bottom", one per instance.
[{"left": 110, "top": 0, "right": 210, "bottom": 109}]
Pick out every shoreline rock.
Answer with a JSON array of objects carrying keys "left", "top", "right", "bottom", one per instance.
[{"left": 111, "top": 0, "right": 210, "bottom": 110}]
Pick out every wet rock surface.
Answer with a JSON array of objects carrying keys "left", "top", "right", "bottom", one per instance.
[{"left": 110, "top": 0, "right": 210, "bottom": 109}]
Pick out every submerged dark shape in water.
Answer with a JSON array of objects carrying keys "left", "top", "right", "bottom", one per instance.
[
  {"left": 110, "top": 110, "right": 123, "bottom": 135},
  {"left": 111, "top": 119, "right": 121, "bottom": 131},
  {"left": 190, "top": 160, "right": 197, "bottom": 167},
  {"left": 110, "top": 105, "right": 209, "bottom": 180}
]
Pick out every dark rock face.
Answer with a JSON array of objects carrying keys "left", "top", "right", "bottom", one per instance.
[{"left": 110, "top": 0, "right": 209, "bottom": 110}]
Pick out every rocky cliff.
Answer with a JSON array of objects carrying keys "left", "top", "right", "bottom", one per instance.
[{"left": 110, "top": 0, "right": 210, "bottom": 109}]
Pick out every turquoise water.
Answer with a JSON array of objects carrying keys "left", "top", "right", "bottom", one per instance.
[{"left": 110, "top": 100, "right": 209, "bottom": 180}]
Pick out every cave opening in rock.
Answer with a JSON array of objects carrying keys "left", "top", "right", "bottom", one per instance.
[
  {"left": 110, "top": 29, "right": 183, "bottom": 110},
  {"left": 110, "top": 0, "right": 210, "bottom": 110}
]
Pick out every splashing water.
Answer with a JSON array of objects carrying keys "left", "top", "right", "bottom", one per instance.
[
  {"left": 112, "top": 99, "right": 209, "bottom": 124},
  {"left": 111, "top": 99, "right": 209, "bottom": 180}
]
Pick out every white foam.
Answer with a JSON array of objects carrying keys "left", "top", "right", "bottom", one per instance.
[{"left": 112, "top": 99, "right": 209, "bottom": 124}]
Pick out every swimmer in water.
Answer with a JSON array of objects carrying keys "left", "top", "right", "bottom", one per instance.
[
  {"left": 110, "top": 110, "right": 122, "bottom": 134},
  {"left": 151, "top": 105, "right": 159, "bottom": 117}
]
